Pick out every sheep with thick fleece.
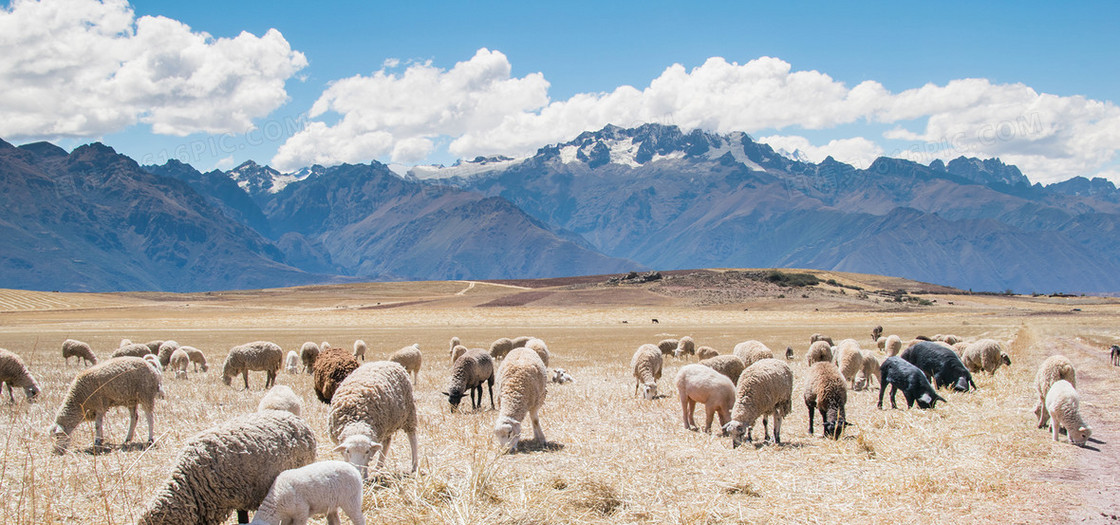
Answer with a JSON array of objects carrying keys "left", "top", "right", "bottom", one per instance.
[
  {"left": 700, "top": 355, "right": 745, "bottom": 385},
  {"left": 300, "top": 342, "right": 320, "bottom": 374},
  {"left": 631, "top": 344, "right": 663, "bottom": 400},
  {"left": 733, "top": 340, "right": 774, "bottom": 368},
  {"left": 50, "top": 356, "right": 162, "bottom": 453},
  {"left": 389, "top": 343, "right": 423, "bottom": 384},
  {"left": 676, "top": 336, "right": 696, "bottom": 358},
  {"left": 143, "top": 354, "right": 163, "bottom": 373},
  {"left": 451, "top": 344, "right": 468, "bottom": 364},
  {"left": 876, "top": 336, "right": 887, "bottom": 351},
  {"left": 112, "top": 343, "right": 154, "bottom": 358},
  {"left": 962, "top": 339, "right": 1008, "bottom": 375},
  {"left": 675, "top": 364, "right": 735, "bottom": 434},
  {"left": 157, "top": 340, "right": 180, "bottom": 367},
  {"left": 444, "top": 348, "right": 494, "bottom": 411},
  {"left": 249, "top": 460, "right": 364, "bottom": 525},
  {"left": 0, "top": 348, "right": 41, "bottom": 403},
  {"left": 1045, "top": 380, "right": 1092, "bottom": 446},
  {"left": 1034, "top": 355, "right": 1077, "bottom": 428},
  {"left": 61, "top": 339, "right": 97, "bottom": 366},
  {"left": 833, "top": 339, "right": 865, "bottom": 389},
  {"left": 169, "top": 348, "right": 190, "bottom": 380},
  {"left": 285, "top": 350, "right": 300, "bottom": 374},
  {"left": 804, "top": 361, "right": 847, "bottom": 439},
  {"left": 657, "top": 338, "right": 680, "bottom": 357},
  {"left": 525, "top": 337, "right": 550, "bottom": 367},
  {"left": 313, "top": 347, "right": 360, "bottom": 404},
  {"left": 900, "top": 341, "right": 976, "bottom": 392},
  {"left": 489, "top": 336, "right": 531, "bottom": 360},
  {"left": 933, "top": 334, "right": 962, "bottom": 345},
  {"left": 353, "top": 339, "right": 367, "bottom": 361},
  {"left": 878, "top": 356, "right": 944, "bottom": 409},
  {"left": 222, "top": 341, "right": 283, "bottom": 390},
  {"left": 258, "top": 384, "right": 302, "bottom": 417},
  {"left": 885, "top": 335, "right": 903, "bottom": 356},
  {"left": 494, "top": 348, "right": 548, "bottom": 452},
  {"left": 329, "top": 361, "right": 419, "bottom": 477},
  {"left": 952, "top": 342, "right": 970, "bottom": 357},
  {"left": 856, "top": 350, "right": 880, "bottom": 391},
  {"left": 137, "top": 410, "right": 317, "bottom": 525},
  {"left": 143, "top": 340, "right": 164, "bottom": 354},
  {"left": 182, "top": 346, "right": 208, "bottom": 372},
  {"left": 723, "top": 359, "right": 793, "bottom": 447},
  {"left": 810, "top": 333, "right": 834, "bottom": 346},
  {"left": 449, "top": 336, "right": 461, "bottom": 362},
  {"left": 807, "top": 340, "right": 833, "bottom": 365},
  {"left": 696, "top": 346, "right": 719, "bottom": 360}
]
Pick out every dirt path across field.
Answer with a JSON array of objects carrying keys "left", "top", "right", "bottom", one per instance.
[{"left": 1050, "top": 337, "right": 1120, "bottom": 523}]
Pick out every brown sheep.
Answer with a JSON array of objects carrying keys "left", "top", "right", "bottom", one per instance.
[{"left": 313, "top": 348, "right": 360, "bottom": 404}]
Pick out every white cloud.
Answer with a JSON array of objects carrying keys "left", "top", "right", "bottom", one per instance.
[
  {"left": 759, "top": 135, "right": 884, "bottom": 169},
  {"left": 214, "top": 155, "right": 236, "bottom": 170},
  {"left": 0, "top": 0, "right": 307, "bottom": 139},
  {"left": 275, "top": 48, "right": 1120, "bottom": 184}
]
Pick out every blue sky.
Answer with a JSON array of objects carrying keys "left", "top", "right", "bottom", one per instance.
[{"left": 2, "top": 0, "right": 1118, "bottom": 183}]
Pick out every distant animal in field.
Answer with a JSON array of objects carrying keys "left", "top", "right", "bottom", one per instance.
[
  {"left": 1111, "top": 345, "right": 1120, "bottom": 366},
  {"left": 652, "top": 319, "right": 659, "bottom": 324}
]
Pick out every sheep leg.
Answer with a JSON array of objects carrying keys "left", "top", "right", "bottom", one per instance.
[
  {"left": 773, "top": 414, "right": 783, "bottom": 444},
  {"left": 470, "top": 385, "right": 479, "bottom": 410},
  {"left": 124, "top": 406, "right": 138, "bottom": 443},
  {"left": 530, "top": 407, "right": 545, "bottom": 444},
  {"left": 889, "top": 385, "right": 900, "bottom": 409},
  {"left": 487, "top": 377, "right": 495, "bottom": 409},
  {"left": 807, "top": 401, "right": 816, "bottom": 434},
  {"left": 343, "top": 491, "right": 366, "bottom": 525},
  {"left": 1051, "top": 419, "right": 1061, "bottom": 442},
  {"left": 266, "top": 370, "right": 275, "bottom": 388},
  {"left": 378, "top": 435, "right": 392, "bottom": 471},
  {"left": 407, "top": 430, "right": 419, "bottom": 473},
  {"left": 1036, "top": 401, "right": 1050, "bottom": 428},
  {"left": 144, "top": 403, "right": 155, "bottom": 445},
  {"left": 680, "top": 391, "right": 693, "bottom": 430},
  {"left": 93, "top": 412, "right": 105, "bottom": 448},
  {"left": 242, "top": 371, "right": 250, "bottom": 390},
  {"left": 4, "top": 383, "right": 12, "bottom": 404},
  {"left": 762, "top": 417, "right": 770, "bottom": 442},
  {"left": 325, "top": 509, "right": 340, "bottom": 525}
]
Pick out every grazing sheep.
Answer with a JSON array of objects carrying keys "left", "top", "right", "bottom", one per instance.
[
  {"left": 119, "top": 338, "right": 132, "bottom": 347},
  {"left": 551, "top": 367, "right": 574, "bottom": 384},
  {"left": 182, "top": 346, "right": 208, "bottom": 372},
  {"left": 696, "top": 346, "right": 719, "bottom": 360},
  {"left": 1111, "top": 345, "right": 1120, "bottom": 366},
  {"left": 299, "top": 342, "right": 320, "bottom": 374},
  {"left": 1045, "top": 380, "right": 1092, "bottom": 446},
  {"left": 451, "top": 344, "right": 468, "bottom": 364},
  {"left": 885, "top": 335, "right": 903, "bottom": 356},
  {"left": 321, "top": 341, "right": 332, "bottom": 351},
  {"left": 489, "top": 336, "right": 530, "bottom": 360},
  {"left": 804, "top": 361, "right": 847, "bottom": 439},
  {"left": 700, "top": 355, "right": 746, "bottom": 385},
  {"left": 444, "top": 349, "right": 495, "bottom": 411},
  {"left": 249, "top": 460, "right": 364, "bottom": 525},
  {"left": 353, "top": 339, "right": 367, "bottom": 361},
  {"left": 449, "top": 336, "right": 461, "bottom": 361},
  {"left": 112, "top": 343, "right": 154, "bottom": 358},
  {"left": 785, "top": 346, "right": 794, "bottom": 360},
  {"left": 157, "top": 340, "right": 181, "bottom": 367},
  {"left": 676, "top": 336, "right": 696, "bottom": 358},
  {"left": 658, "top": 338, "right": 680, "bottom": 357},
  {"left": 952, "top": 342, "right": 970, "bottom": 357},
  {"left": 143, "top": 340, "right": 165, "bottom": 354},
  {"left": 723, "top": 359, "right": 793, "bottom": 447},
  {"left": 878, "top": 356, "right": 945, "bottom": 409},
  {"left": 933, "top": 334, "right": 962, "bottom": 345},
  {"left": 285, "top": 350, "right": 300, "bottom": 374},
  {"left": 389, "top": 343, "right": 423, "bottom": 384},
  {"left": 329, "top": 361, "right": 419, "bottom": 477},
  {"left": 61, "top": 339, "right": 97, "bottom": 366},
  {"left": 494, "top": 348, "right": 549, "bottom": 452},
  {"left": 900, "top": 341, "right": 976, "bottom": 392},
  {"left": 807, "top": 340, "right": 833, "bottom": 365},
  {"left": 833, "top": 339, "right": 865, "bottom": 389},
  {"left": 733, "top": 340, "right": 774, "bottom": 368},
  {"left": 856, "top": 350, "right": 881, "bottom": 390},
  {"left": 524, "top": 337, "right": 550, "bottom": 367},
  {"left": 871, "top": 325, "right": 883, "bottom": 340},
  {"left": 313, "top": 347, "right": 360, "bottom": 404},
  {"left": 50, "top": 356, "right": 162, "bottom": 453},
  {"left": 675, "top": 364, "right": 735, "bottom": 433},
  {"left": 0, "top": 348, "right": 41, "bottom": 403},
  {"left": 222, "top": 341, "right": 284, "bottom": 390},
  {"left": 914, "top": 335, "right": 932, "bottom": 342},
  {"left": 169, "top": 349, "right": 190, "bottom": 380},
  {"left": 143, "top": 354, "right": 163, "bottom": 373},
  {"left": 631, "top": 344, "right": 664, "bottom": 400},
  {"left": 258, "top": 384, "right": 302, "bottom": 417},
  {"left": 137, "top": 410, "right": 317, "bottom": 525},
  {"left": 876, "top": 336, "right": 887, "bottom": 351},
  {"left": 1034, "top": 355, "right": 1077, "bottom": 429},
  {"left": 810, "top": 333, "right": 834, "bottom": 346},
  {"left": 961, "top": 339, "right": 1008, "bottom": 375},
  {"left": 510, "top": 336, "right": 533, "bottom": 348}
]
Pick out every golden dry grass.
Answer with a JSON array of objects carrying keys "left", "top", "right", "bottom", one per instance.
[{"left": 0, "top": 275, "right": 1118, "bottom": 524}]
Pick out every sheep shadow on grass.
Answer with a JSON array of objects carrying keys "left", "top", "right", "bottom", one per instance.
[
  {"left": 81, "top": 441, "right": 154, "bottom": 455},
  {"left": 508, "top": 440, "right": 564, "bottom": 454}
]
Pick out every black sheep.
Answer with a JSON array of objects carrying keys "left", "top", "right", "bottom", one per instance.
[
  {"left": 900, "top": 341, "right": 977, "bottom": 392},
  {"left": 878, "top": 356, "right": 945, "bottom": 409}
]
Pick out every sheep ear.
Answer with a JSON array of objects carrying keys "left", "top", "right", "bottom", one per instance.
[
  {"left": 441, "top": 391, "right": 450, "bottom": 397},
  {"left": 371, "top": 443, "right": 383, "bottom": 453},
  {"left": 332, "top": 444, "right": 347, "bottom": 453}
]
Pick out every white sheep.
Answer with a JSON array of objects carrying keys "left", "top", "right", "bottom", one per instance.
[
  {"left": 723, "top": 359, "right": 794, "bottom": 447},
  {"left": 157, "top": 340, "right": 181, "bottom": 367},
  {"left": 733, "top": 340, "right": 774, "bottom": 368},
  {"left": 285, "top": 350, "right": 300, "bottom": 374},
  {"left": 112, "top": 343, "right": 154, "bottom": 358},
  {"left": 884, "top": 335, "right": 903, "bottom": 356},
  {"left": 143, "top": 353, "right": 164, "bottom": 373},
  {"left": 876, "top": 336, "right": 887, "bottom": 351},
  {"left": 353, "top": 339, "right": 367, "bottom": 361},
  {"left": 169, "top": 348, "right": 190, "bottom": 380},
  {"left": 137, "top": 410, "right": 317, "bottom": 525},
  {"left": 696, "top": 346, "right": 719, "bottom": 360},
  {"left": 962, "top": 339, "right": 1009, "bottom": 375},
  {"left": 700, "top": 355, "right": 745, "bottom": 385},
  {"left": 834, "top": 339, "right": 865, "bottom": 389},
  {"left": 61, "top": 339, "right": 97, "bottom": 366},
  {"left": 657, "top": 338, "right": 680, "bottom": 357},
  {"left": 0, "top": 348, "right": 41, "bottom": 403},
  {"left": 524, "top": 337, "right": 550, "bottom": 367},
  {"left": 389, "top": 343, "right": 423, "bottom": 384},
  {"left": 551, "top": 367, "right": 574, "bottom": 384},
  {"left": 675, "top": 364, "right": 735, "bottom": 433},
  {"left": 855, "top": 350, "right": 880, "bottom": 390},
  {"left": 329, "top": 361, "right": 419, "bottom": 478},
  {"left": 182, "top": 346, "right": 208, "bottom": 372},
  {"left": 258, "top": 384, "right": 302, "bottom": 417},
  {"left": 494, "top": 347, "right": 549, "bottom": 452},
  {"left": 249, "top": 460, "right": 365, "bottom": 525},
  {"left": 449, "top": 336, "right": 461, "bottom": 362},
  {"left": 50, "top": 356, "right": 163, "bottom": 453},
  {"left": 1034, "top": 355, "right": 1077, "bottom": 429},
  {"left": 300, "top": 342, "right": 320, "bottom": 374},
  {"left": 1045, "top": 380, "right": 1092, "bottom": 446},
  {"left": 631, "top": 343, "right": 663, "bottom": 400},
  {"left": 451, "top": 344, "right": 468, "bottom": 364},
  {"left": 489, "top": 336, "right": 531, "bottom": 360},
  {"left": 676, "top": 336, "right": 696, "bottom": 358},
  {"left": 806, "top": 340, "right": 833, "bottom": 365},
  {"left": 222, "top": 341, "right": 284, "bottom": 390}
]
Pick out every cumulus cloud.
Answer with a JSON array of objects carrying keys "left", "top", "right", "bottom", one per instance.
[
  {"left": 0, "top": 0, "right": 307, "bottom": 139},
  {"left": 759, "top": 135, "right": 884, "bottom": 169},
  {"left": 275, "top": 48, "right": 1120, "bottom": 184}
]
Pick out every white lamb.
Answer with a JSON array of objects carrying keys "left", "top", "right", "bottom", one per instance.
[
  {"left": 494, "top": 348, "right": 548, "bottom": 452},
  {"left": 631, "top": 344, "right": 663, "bottom": 400},
  {"left": 250, "top": 460, "right": 365, "bottom": 525},
  {"left": 675, "top": 364, "right": 735, "bottom": 434},
  {"left": 285, "top": 350, "right": 300, "bottom": 374},
  {"left": 1045, "top": 380, "right": 1092, "bottom": 446}
]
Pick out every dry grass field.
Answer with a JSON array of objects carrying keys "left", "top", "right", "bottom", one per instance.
[{"left": 1, "top": 269, "right": 1118, "bottom": 524}]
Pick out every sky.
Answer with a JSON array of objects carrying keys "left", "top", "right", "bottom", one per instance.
[{"left": 1, "top": 0, "right": 1118, "bottom": 184}]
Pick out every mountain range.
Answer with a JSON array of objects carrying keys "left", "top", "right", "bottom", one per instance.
[{"left": 4, "top": 124, "right": 1120, "bottom": 293}]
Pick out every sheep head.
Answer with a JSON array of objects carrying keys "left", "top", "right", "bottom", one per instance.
[
  {"left": 723, "top": 421, "right": 747, "bottom": 448},
  {"left": 916, "top": 392, "right": 945, "bottom": 409},
  {"left": 443, "top": 388, "right": 466, "bottom": 411},
  {"left": 333, "top": 434, "right": 383, "bottom": 480},
  {"left": 639, "top": 382, "right": 657, "bottom": 400},
  {"left": 494, "top": 415, "right": 522, "bottom": 452},
  {"left": 1069, "top": 425, "right": 1092, "bottom": 447},
  {"left": 823, "top": 408, "right": 844, "bottom": 439},
  {"left": 49, "top": 424, "right": 70, "bottom": 454},
  {"left": 1001, "top": 353, "right": 1012, "bottom": 366}
]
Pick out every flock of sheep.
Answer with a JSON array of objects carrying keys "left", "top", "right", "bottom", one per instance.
[{"left": 0, "top": 326, "right": 1098, "bottom": 525}]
